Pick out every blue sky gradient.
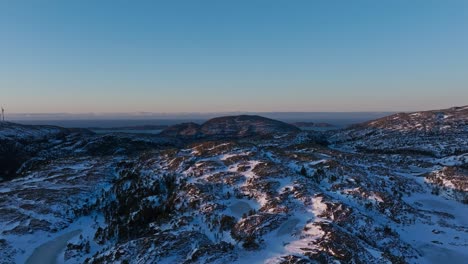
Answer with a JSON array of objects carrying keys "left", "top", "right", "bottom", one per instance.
[{"left": 1, "top": 0, "right": 467, "bottom": 113}]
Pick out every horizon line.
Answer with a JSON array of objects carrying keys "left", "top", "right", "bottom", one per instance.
[
  {"left": 7, "top": 111, "right": 397, "bottom": 115},
  {"left": 4, "top": 104, "right": 466, "bottom": 116}
]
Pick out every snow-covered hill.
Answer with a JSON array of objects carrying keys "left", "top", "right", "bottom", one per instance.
[
  {"left": 354, "top": 106, "right": 467, "bottom": 132},
  {"left": 329, "top": 106, "right": 468, "bottom": 157},
  {"left": 0, "top": 122, "right": 67, "bottom": 140}
]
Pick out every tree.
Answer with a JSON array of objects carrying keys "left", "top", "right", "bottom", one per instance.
[{"left": 300, "top": 166, "right": 307, "bottom": 177}]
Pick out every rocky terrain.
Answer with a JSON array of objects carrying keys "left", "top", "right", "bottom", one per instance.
[
  {"left": 328, "top": 106, "right": 468, "bottom": 157},
  {"left": 0, "top": 109, "right": 467, "bottom": 264}
]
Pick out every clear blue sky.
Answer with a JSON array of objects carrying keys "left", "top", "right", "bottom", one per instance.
[{"left": 1, "top": 0, "right": 467, "bottom": 113}]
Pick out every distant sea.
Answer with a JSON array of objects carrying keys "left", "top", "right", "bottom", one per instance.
[{"left": 13, "top": 119, "right": 205, "bottom": 128}]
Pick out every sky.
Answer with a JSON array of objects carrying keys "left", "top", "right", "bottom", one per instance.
[{"left": 0, "top": 0, "right": 467, "bottom": 114}]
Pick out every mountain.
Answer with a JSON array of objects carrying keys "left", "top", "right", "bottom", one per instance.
[
  {"left": 0, "top": 107, "right": 467, "bottom": 264},
  {"left": 352, "top": 105, "right": 467, "bottom": 132},
  {"left": 329, "top": 105, "right": 468, "bottom": 157},
  {"left": 200, "top": 115, "right": 301, "bottom": 137},
  {"left": 160, "top": 115, "right": 301, "bottom": 139}
]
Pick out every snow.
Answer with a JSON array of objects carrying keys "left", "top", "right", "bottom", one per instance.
[
  {"left": 220, "top": 153, "right": 240, "bottom": 161},
  {"left": 8, "top": 214, "right": 105, "bottom": 264},
  {"left": 276, "top": 218, "right": 300, "bottom": 236},
  {"left": 310, "top": 196, "right": 327, "bottom": 216},
  {"left": 309, "top": 159, "right": 327, "bottom": 166},
  {"left": 237, "top": 197, "right": 328, "bottom": 263},
  {"left": 396, "top": 190, "right": 468, "bottom": 263},
  {"left": 368, "top": 193, "right": 384, "bottom": 203},
  {"left": 26, "top": 229, "right": 81, "bottom": 264},
  {"left": 227, "top": 200, "right": 258, "bottom": 218}
]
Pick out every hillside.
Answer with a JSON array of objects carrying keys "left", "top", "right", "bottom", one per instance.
[
  {"left": 353, "top": 105, "right": 467, "bottom": 132},
  {"left": 328, "top": 105, "right": 468, "bottom": 157}
]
